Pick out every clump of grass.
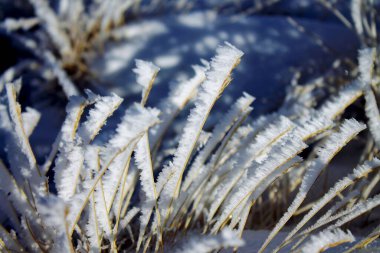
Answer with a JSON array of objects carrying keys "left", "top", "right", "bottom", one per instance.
[
  {"left": 1, "top": 1, "right": 380, "bottom": 253},
  {"left": 0, "top": 39, "right": 380, "bottom": 252}
]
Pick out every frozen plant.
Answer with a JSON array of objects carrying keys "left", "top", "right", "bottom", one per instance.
[{"left": 0, "top": 40, "right": 380, "bottom": 253}]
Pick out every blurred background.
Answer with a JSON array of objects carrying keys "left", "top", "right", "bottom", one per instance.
[{"left": 0, "top": 0, "right": 371, "bottom": 161}]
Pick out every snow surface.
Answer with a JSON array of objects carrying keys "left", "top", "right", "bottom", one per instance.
[
  {"left": 91, "top": 11, "right": 358, "bottom": 117},
  {"left": 222, "top": 230, "right": 380, "bottom": 253}
]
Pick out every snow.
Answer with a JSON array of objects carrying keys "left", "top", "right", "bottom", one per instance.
[
  {"left": 222, "top": 230, "right": 380, "bottom": 253},
  {"left": 91, "top": 11, "right": 358, "bottom": 117},
  {"left": 221, "top": 230, "right": 290, "bottom": 253}
]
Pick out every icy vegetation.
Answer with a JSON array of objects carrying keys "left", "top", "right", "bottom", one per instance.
[{"left": 1, "top": 0, "right": 380, "bottom": 253}]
